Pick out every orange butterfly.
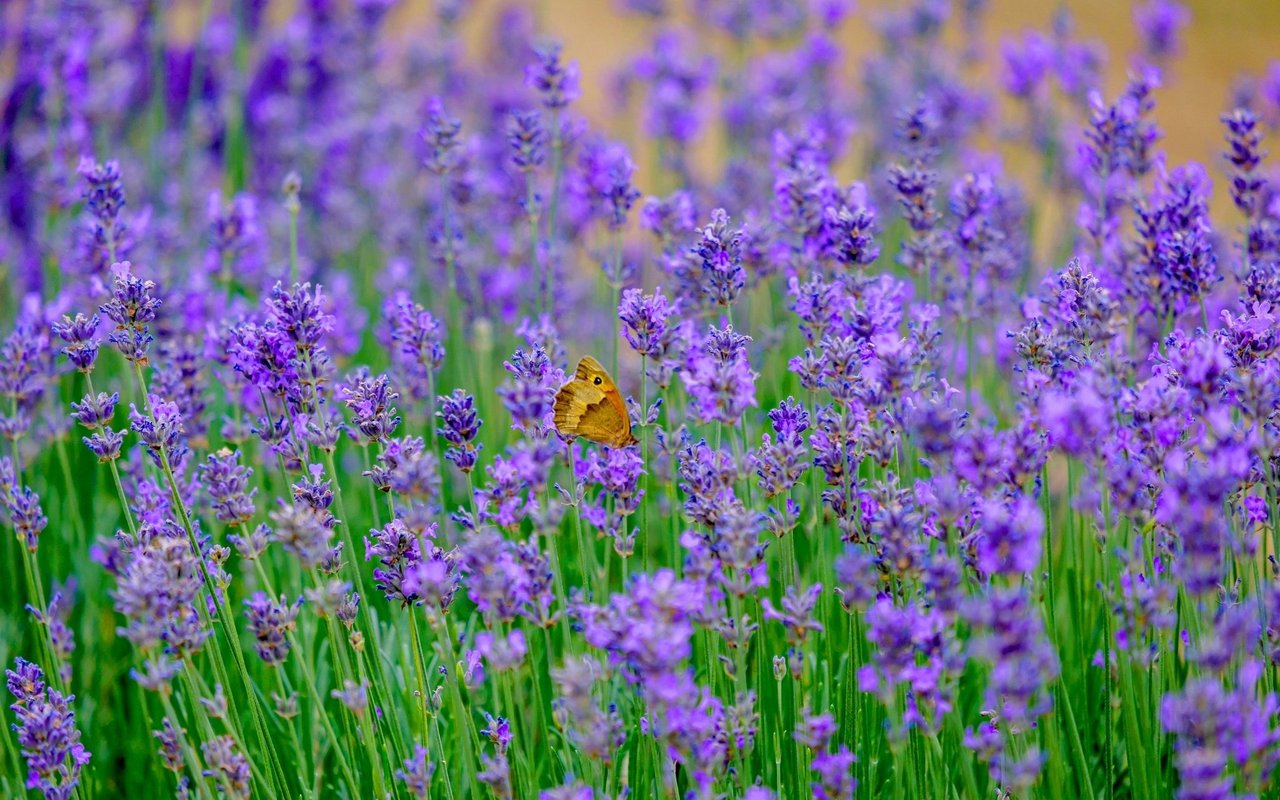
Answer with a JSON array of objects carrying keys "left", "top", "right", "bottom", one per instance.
[{"left": 553, "top": 356, "right": 638, "bottom": 448}]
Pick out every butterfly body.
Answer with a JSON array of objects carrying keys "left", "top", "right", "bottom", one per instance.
[{"left": 553, "top": 356, "right": 638, "bottom": 448}]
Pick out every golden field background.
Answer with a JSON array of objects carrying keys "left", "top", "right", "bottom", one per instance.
[
  {"left": 9, "top": 0, "right": 1275, "bottom": 231},
  {"left": 418, "top": 0, "right": 1280, "bottom": 168}
]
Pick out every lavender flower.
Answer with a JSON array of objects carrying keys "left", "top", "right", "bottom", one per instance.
[
  {"left": 477, "top": 752, "right": 512, "bottom": 799},
  {"left": 113, "top": 528, "right": 212, "bottom": 658},
  {"left": 0, "top": 322, "right": 51, "bottom": 440},
  {"left": 679, "top": 209, "right": 745, "bottom": 308},
  {"left": 384, "top": 293, "right": 446, "bottom": 403},
  {"left": 1133, "top": 161, "right": 1220, "bottom": 318},
  {"left": 154, "top": 719, "right": 184, "bottom": 773},
  {"left": 751, "top": 397, "right": 810, "bottom": 497},
  {"left": 507, "top": 110, "right": 548, "bottom": 172},
  {"left": 397, "top": 744, "right": 435, "bottom": 799},
  {"left": 826, "top": 190, "right": 881, "bottom": 269},
  {"left": 576, "top": 445, "right": 645, "bottom": 556},
  {"left": 50, "top": 313, "right": 101, "bottom": 373},
  {"left": 499, "top": 344, "right": 563, "bottom": 436},
  {"left": 526, "top": 43, "right": 580, "bottom": 110},
  {"left": 99, "top": 261, "right": 162, "bottom": 365},
  {"left": 78, "top": 157, "right": 128, "bottom": 267},
  {"left": 421, "top": 98, "right": 464, "bottom": 177},
  {"left": 550, "top": 656, "right": 626, "bottom": 765},
  {"left": 1134, "top": 0, "right": 1190, "bottom": 66},
  {"left": 681, "top": 325, "right": 757, "bottom": 425},
  {"left": 6, "top": 658, "right": 90, "bottom": 800},
  {"left": 8, "top": 486, "right": 48, "bottom": 553},
  {"left": 341, "top": 372, "right": 401, "bottom": 443},
  {"left": 476, "top": 629, "right": 528, "bottom": 671},
  {"left": 129, "top": 396, "right": 186, "bottom": 469},
  {"left": 618, "top": 287, "right": 674, "bottom": 360},
  {"left": 581, "top": 140, "right": 641, "bottom": 229},
  {"left": 244, "top": 593, "right": 301, "bottom": 665},
  {"left": 1160, "top": 661, "right": 1280, "bottom": 800},
  {"left": 367, "top": 519, "right": 428, "bottom": 607},
  {"left": 640, "top": 190, "right": 697, "bottom": 247},
  {"left": 201, "top": 735, "right": 251, "bottom": 799},
  {"left": 974, "top": 494, "right": 1043, "bottom": 577},
  {"left": 83, "top": 429, "right": 126, "bottom": 462},
  {"left": 438, "top": 389, "right": 483, "bottom": 473},
  {"left": 332, "top": 679, "right": 369, "bottom": 715},
  {"left": 26, "top": 580, "right": 76, "bottom": 686},
  {"left": 1218, "top": 107, "right": 1269, "bottom": 221},
  {"left": 208, "top": 191, "right": 259, "bottom": 274},
  {"left": 268, "top": 503, "right": 335, "bottom": 570},
  {"left": 200, "top": 448, "right": 257, "bottom": 525}
]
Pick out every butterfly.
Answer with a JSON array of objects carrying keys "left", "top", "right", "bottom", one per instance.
[{"left": 553, "top": 356, "right": 638, "bottom": 448}]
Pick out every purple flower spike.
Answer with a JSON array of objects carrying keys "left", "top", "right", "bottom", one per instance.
[
  {"left": 438, "top": 389, "right": 483, "bottom": 473},
  {"left": 681, "top": 209, "right": 746, "bottom": 309},
  {"left": 381, "top": 291, "right": 448, "bottom": 401},
  {"left": 619, "top": 287, "right": 675, "bottom": 361},
  {"left": 526, "top": 43, "right": 580, "bottom": 110},
  {"left": 507, "top": 110, "right": 548, "bottom": 172},
  {"left": 6, "top": 658, "right": 91, "bottom": 800},
  {"left": 8, "top": 486, "right": 48, "bottom": 553},
  {"left": 202, "top": 736, "right": 251, "bottom": 799},
  {"left": 1134, "top": 0, "right": 1190, "bottom": 65},
  {"left": 78, "top": 157, "right": 129, "bottom": 268},
  {"left": 200, "top": 448, "right": 257, "bottom": 525},
  {"left": 975, "top": 494, "right": 1043, "bottom": 577},
  {"left": 51, "top": 313, "right": 101, "bottom": 373},
  {"left": 1, "top": 322, "right": 52, "bottom": 440},
  {"left": 100, "top": 261, "right": 162, "bottom": 365},
  {"left": 681, "top": 325, "right": 757, "bottom": 425},
  {"left": 244, "top": 592, "right": 301, "bottom": 665},
  {"left": 341, "top": 372, "right": 402, "bottom": 443},
  {"left": 397, "top": 744, "right": 436, "bottom": 799},
  {"left": 70, "top": 391, "right": 118, "bottom": 431}
]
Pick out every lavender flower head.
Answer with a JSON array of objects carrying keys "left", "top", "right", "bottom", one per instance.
[
  {"left": 499, "top": 344, "right": 564, "bottom": 436},
  {"left": 78, "top": 157, "right": 128, "bottom": 267},
  {"left": 244, "top": 593, "right": 301, "bottom": 665},
  {"left": 439, "top": 389, "right": 483, "bottom": 473},
  {"left": 8, "top": 486, "right": 49, "bottom": 553},
  {"left": 0, "top": 324, "right": 50, "bottom": 445},
  {"left": 618, "top": 287, "right": 674, "bottom": 360},
  {"left": 507, "top": 110, "right": 548, "bottom": 172},
  {"left": 526, "top": 42, "right": 581, "bottom": 110},
  {"left": 383, "top": 293, "right": 446, "bottom": 402},
  {"left": 99, "top": 261, "right": 162, "bottom": 365},
  {"left": 681, "top": 325, "right": 757, "bottom": 424},
  {"left": 202, "top": 736, "right": 251, "bottom": 799},
  {"left": 200, "top": 448, "right": 257, "bottom": 526},
  {"left": 422, "top": 98, "right": 464, "bottom": 176},
  {"left": 1133, "top": 0, "right": 1190, "bottom": 66},
  {"left": 397, "top": 744, "right": 436, "bottom": 799},
  {"left": 7, "top": 658, "right": 91, "bottom": 800},
  {"left": 341, "top": 372, "right": 402, "bottom": 443},
  {"left": 680, "top": 209, "right": 746, "bottom": 308},
  {"left": 50, "top": 313, "right": 101, "bottom": 373}
]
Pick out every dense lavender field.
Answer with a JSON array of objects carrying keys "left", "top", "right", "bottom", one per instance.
[{"left": 3, "top": 1, "right": 1280, "bottom": 798}]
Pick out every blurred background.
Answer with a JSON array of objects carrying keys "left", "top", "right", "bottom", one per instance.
[
  {"left": 439, "top": 0, "right": 1280, "bottom": 168},
  {"left": 2, "top": 0, "right": 1278, "bottom": 295},
  {"left": 134, "top": 0, "right": 1280, "bottom": 224}
]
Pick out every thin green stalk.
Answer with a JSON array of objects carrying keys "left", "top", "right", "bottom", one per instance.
[{"left": 131, "top": 362, "right": 290, "bottom": 797}]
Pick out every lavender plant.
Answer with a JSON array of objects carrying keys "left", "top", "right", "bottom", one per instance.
[{"left": 3, "top": 1, "right": 1280, "bottom": 799}]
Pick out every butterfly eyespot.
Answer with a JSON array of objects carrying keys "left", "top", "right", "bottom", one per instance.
[{"left": 594, "top": 377, "right": 602, "bottom": 385}]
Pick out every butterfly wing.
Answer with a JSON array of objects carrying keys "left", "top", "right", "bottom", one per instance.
[
  {"left": 559, "top": 357, "right": 638, "bottom": 448},
  {"left": 554, "top": 380, "right": 605, "bottom": 435},
  {"left": 575, "top": 391, "right": 635, "bottom": 447}
]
